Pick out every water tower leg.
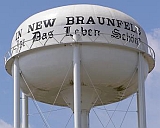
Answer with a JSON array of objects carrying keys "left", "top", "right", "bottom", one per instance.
[
  {"left": 137, "top": 52, "right": 147, "bottom": 128},
  {"left": 73, "top": 41, "right": 81, "bottom": 128},
  {"left": 13, "top": 58, "right": 20, "bottom": 128},
  {"left": 73, "top": 43, "right": 81, "bottom": 128},
  {"left": 81, "top": 110, "right": 89, "bottom": 128},
  {"left": 22, "top": 92, "right": 28, "bottom": 128}
]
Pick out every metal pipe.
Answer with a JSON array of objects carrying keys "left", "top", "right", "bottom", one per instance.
[
  {"left": 73, "top": 34, "right": 81, "bottom": 128},
  {"left": 13, "top": 58, "right": 20, "bottom": 128},
  {"left": 137, "top": 52, "right": 147, "bottom": 128},
  {"left": 22, "top": 92, "right": 28, "bottom": 128},
  {"left": 81, "top": 110, "right": 89, "bottom": 128}
]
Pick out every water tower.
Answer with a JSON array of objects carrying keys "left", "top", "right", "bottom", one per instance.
[{"left": 5, "top": 4, "right": 155, "bottom": 128}]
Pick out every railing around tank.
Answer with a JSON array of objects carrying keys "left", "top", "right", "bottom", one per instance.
[{"left": 4, "top": 33, "right": 155, "bottom": 65}]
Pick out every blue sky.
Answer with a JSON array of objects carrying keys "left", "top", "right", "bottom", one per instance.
[{"left": 0, "top": 0, "right": 160, "bottom": 128}]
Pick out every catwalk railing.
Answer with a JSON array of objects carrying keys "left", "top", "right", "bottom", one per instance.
[{"left": 4, "top": 33, "right": 155, "bottom": 65}]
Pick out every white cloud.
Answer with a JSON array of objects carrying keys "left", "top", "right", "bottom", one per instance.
[
  {"left": 0, "top": 119, "right": 13, "bottom": 128},
  {"left": 146, "top": 28, "right": 160, "bottom": 87},
  {"left": 0, "top": 119, "right": 33, "bottom": 128},
  {"left": 145, "top": 28, "right": 160, "bottom": 128},
  {"left": 147, "top": 28, "right": 160, "bottom": 73}
]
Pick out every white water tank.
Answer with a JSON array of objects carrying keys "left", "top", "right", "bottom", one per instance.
[{"left": 5, "top": 4, "right": 155, "bottom": 108}]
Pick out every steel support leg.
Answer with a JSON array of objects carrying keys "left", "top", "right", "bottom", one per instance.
[
  {"left": 73, "top": 34, "right": 81, "bottom": 128},
  {"left": 137, "top": 52, "right": 147, "bottom": 128},
  {"left": 13, "top": 58, "right": 20, "bottom": 128},
  {"left": 22, "top": 92, "right": 28, "bottom": 128},
  {"left": 81, "top": 110, "right": 89, "bottom": 128}
]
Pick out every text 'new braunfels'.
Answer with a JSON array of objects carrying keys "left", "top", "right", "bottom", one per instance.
[
  {"left": 14, "top": 16, "right": 141, "bottom": 52},
  {"left": 64, "top": 16, "right": 141, "bottom": 45}
]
